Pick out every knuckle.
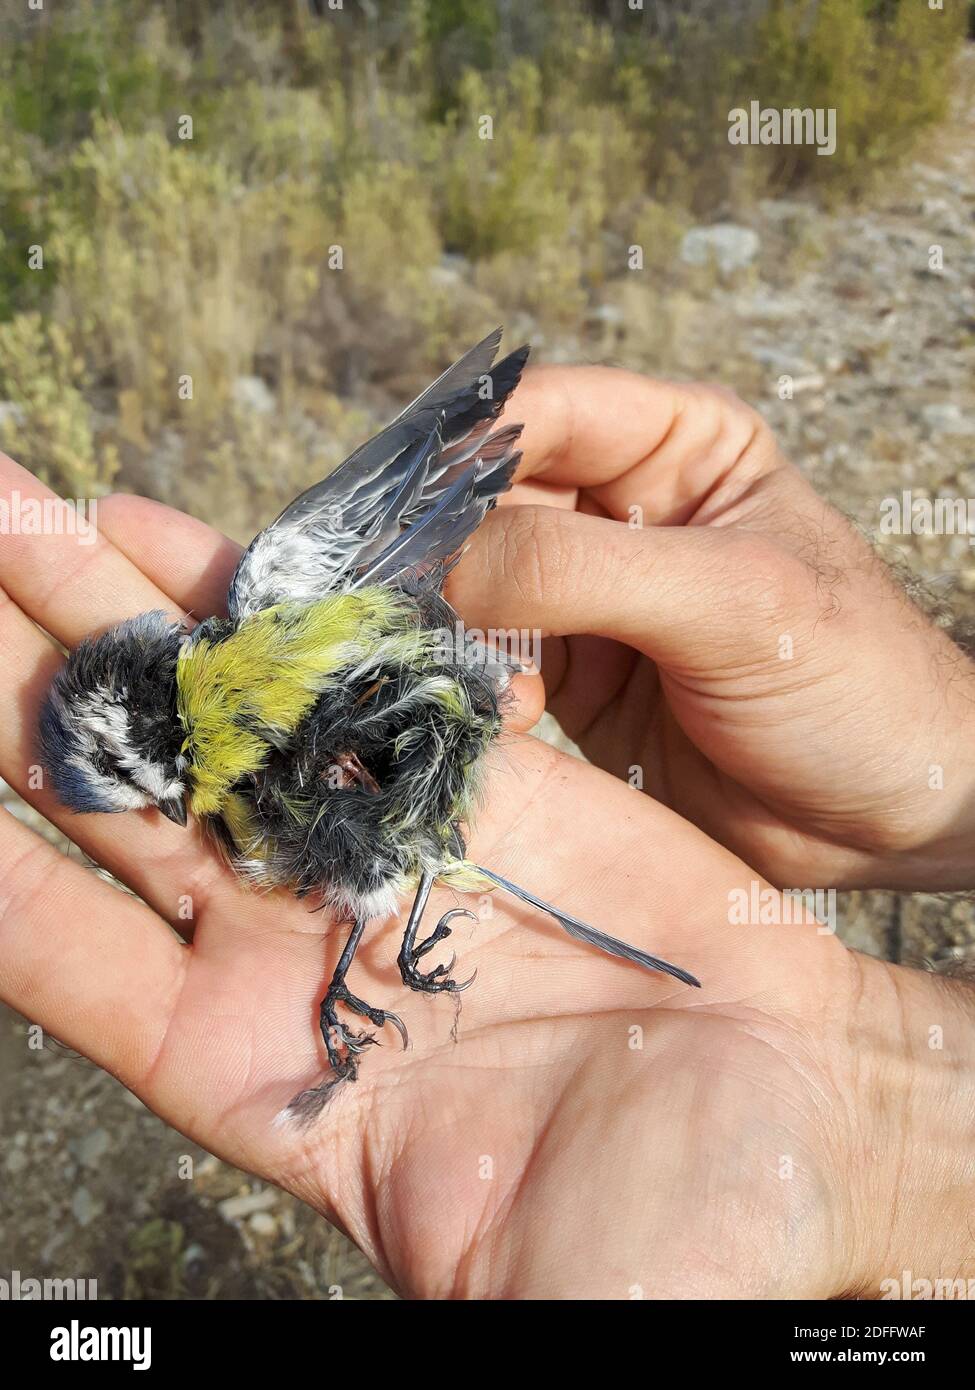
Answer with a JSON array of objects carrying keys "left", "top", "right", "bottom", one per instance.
[
  {"left": 696, "top": 380, "right": 749, "bottom": 413},
  {"left": 730, "top": 536, "right": 810, "bottom": 629},
  {"left": 689, "top": 382, "right": 769, "bottom": 457},
  {"left": 498, "top": 506, "right": 573, "bottom": 609}
]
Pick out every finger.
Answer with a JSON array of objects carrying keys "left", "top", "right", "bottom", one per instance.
[
  {"left": 499, "top": 479, "right": 578, "bottom": 512},
  {"left": 449, "top": 503, "right": 796, "bottom": 674},
  {"left": 0, "top": 808, "right": 186, "bottom": 1089},
  {"left": 99, "top": 484, "right": 578, "bottom": 602},
  {"left": 0, "top": 454, "right": 190, "bottom": 647},
  {"left": 503, "top": 367, "right": 780, "bottom": 525},
  {"left": 96, "top": 493, "right": 242, "bottom": 619}
]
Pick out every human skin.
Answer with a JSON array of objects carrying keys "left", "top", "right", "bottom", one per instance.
[
  {"left": 449, "top": 367, "right": 975, "bottom": 894},
  {"left": 0, "top": 372, "right": 973, "bottom": 1299}
]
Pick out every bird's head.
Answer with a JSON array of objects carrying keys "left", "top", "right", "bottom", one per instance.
[{"left": 39, "top": 611, "right": 189, "bottom": 825}]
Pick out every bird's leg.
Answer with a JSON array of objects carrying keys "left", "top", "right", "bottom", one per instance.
[
  {"left": 319, "top": 916, "right": 408, "bottom": 1082},
  {"left": 398, "top": 870, "right": 478, "bottom": 994},
  {"left": 283, "top": 915, "right": 408, "bottom": 1126}
]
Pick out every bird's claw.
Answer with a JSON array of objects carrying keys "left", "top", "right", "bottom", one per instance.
[
  {"left": 320, "top": 982, "right": 409, "bottom": 1072},
  {"left": 399, "top": 908, "right": 478, "bottom": 994},
  {"left": 385, "top": 1009, "right": 410, "bottom": 1050}
]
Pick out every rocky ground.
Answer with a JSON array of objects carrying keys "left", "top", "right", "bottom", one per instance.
[{"left": 2, "top": 52, "right": 974, "bottom": 1300}]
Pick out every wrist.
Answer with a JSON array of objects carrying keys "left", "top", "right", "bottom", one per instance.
[{"left": 842, "top": 953, "right": 975, "bottom": 1297}]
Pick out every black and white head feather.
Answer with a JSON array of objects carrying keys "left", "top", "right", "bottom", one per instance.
[{"left": 39, "top": 612, "right": 186, "bottom": 818}]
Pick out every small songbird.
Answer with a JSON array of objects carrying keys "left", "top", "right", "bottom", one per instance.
[{"left": 39, "top": 330, "right": 700, "bottom": 1122}]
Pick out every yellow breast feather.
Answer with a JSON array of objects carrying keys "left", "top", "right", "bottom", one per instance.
[{"left": 177, "top": 588, "right": 408, "bottom": 816}]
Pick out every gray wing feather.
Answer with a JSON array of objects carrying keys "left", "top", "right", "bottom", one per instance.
[
  {"left": 472, "top": 865, "right": 702, "bottom": 988},
  {"left": 227, "top": 330, "right": 528, "bottom": 619},
  {"left": 390, "top": 326, "right": 504, "bottom": 423},
  {"left": 354, "top": 440, "right": 522, "bottom": 589}
]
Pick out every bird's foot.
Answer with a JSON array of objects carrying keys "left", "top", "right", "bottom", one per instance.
[
  {"left": 320, "top": 979, "right": 409, "bottom": 1073},
  {"left": 398, "top": 908, "right": 478, "bottom": 994}
]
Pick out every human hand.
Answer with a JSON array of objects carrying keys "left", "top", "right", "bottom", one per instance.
[
  {"left": 1, "top": 451, "right": 973, "bottom": 1299},
  {"left": 450, "top": 367, "right": 975, "bottom": 892}
]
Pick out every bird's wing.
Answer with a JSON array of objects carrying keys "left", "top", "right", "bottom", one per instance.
[{"left": 227, "top": 329, "right": 529, "bottom": 619}]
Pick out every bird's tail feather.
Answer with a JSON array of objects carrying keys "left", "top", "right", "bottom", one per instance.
[{"left": 469, "top": 864, "right": 701, "bottom": 988}]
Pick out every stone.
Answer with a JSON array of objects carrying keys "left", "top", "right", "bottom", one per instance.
[
  {"left": 218, "top": 1187, "right": 279, "bottom": 1221},
  {"left": 231, "top": 375, "right": 276, "bottom": 415},
  {"left": 0, "top": 401, "right": 25, "bottom": 431},
  {"left": 680, "top": 223, "right": 760, "bottom": 275},
  {"left": 71, "top": 1186, "right": 99, "bottom": 1228},
  {"left": 75, "top": 1128, "right": 110, "bottom": 1169},
  {"left": 921, "top": 403, "right": 975, "bottom": 436}
]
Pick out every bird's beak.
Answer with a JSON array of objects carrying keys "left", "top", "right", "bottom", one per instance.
[{"left": 159, "top": 797, "right": 187, "bottom": 828}]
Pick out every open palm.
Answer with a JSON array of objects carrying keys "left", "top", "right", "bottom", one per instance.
[{"left": 0, "top": 443, "right": 887, "bottom": 1299}]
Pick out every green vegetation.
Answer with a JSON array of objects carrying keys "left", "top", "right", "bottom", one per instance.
[{"left": 0, "top": 0, "right": 966, "bottom": 515}]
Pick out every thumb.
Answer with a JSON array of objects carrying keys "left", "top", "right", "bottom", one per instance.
[{"left": 448, "top": 504, "right": 801, "bottom": 676}]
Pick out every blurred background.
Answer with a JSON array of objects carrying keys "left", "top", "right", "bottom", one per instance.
[{"left": 1, "top": 0, "right": 973, "bottom": 1299}]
